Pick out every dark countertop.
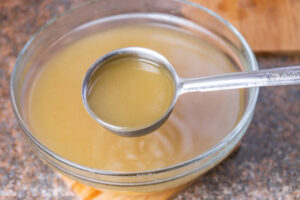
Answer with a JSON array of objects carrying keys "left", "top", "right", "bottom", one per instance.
[{"left": 0, "top": 0, "right": 299, "bottom": 199}]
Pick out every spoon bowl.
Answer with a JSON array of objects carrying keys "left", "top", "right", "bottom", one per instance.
[{"left": 82, "top": 47, "right": 179, "bottom": 137}]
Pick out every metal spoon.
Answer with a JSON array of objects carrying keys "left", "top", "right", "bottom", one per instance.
[{"left": 82, "top": 47, "right": 300, "bottom": 137}]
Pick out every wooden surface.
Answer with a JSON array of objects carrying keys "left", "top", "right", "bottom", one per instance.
[
  {"left": 62, "top": 176, "right": 186, "bottom": 200},
  {"left": 192, "top": 0, "right": 300, "bottom": 52}
]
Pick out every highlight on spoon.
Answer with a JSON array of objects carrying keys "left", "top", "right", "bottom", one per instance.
[{"left": 82, "top": 47, "right": 178, "bottom": 137}]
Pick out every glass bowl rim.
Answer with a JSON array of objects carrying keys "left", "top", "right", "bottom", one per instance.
[{"left": 10, "top": 0, "right": 259, "bottom": 177}]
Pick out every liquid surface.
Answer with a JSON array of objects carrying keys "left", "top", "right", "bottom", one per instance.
[
  {"left": 27, "top": 24, "right": 244, "bottom": 172},
  {"left": 87, "top": 58, "right": 174, "bottom": 128}
]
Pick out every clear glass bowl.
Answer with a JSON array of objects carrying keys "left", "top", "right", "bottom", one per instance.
[{"left": 10, "top": 0, "right": 259, "bottom": 194}]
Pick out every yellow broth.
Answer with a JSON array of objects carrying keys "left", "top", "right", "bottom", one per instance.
[
  {"left": 87, "top": 58, "right": 174, "bottom": 129},
  {"left": 26, "top": 24, "right": 244, "bottom": 172}
]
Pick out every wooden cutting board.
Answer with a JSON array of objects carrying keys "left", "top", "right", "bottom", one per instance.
[
  {"left": 191, "top": 0, "right": 300, "bottom": 52},
  {"left": 62, "top": 176, "right": 187, "bottom": 200}
]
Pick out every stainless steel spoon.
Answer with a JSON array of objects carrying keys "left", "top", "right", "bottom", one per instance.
[{"left": 82, "top": 47, "right": 300, "bottom": 137}]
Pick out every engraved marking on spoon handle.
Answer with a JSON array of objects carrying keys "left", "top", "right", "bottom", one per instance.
[{"left": 180, "top": 66, "right": 300, "bottom": 94}]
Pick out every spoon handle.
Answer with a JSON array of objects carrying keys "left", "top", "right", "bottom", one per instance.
[{"left": 180, "top": 66, "right": 300, "bottom": 94}]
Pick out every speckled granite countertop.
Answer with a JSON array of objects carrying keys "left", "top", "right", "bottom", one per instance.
[{"left": 0, "top": 0, "right": 299, "bottom": 199}]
